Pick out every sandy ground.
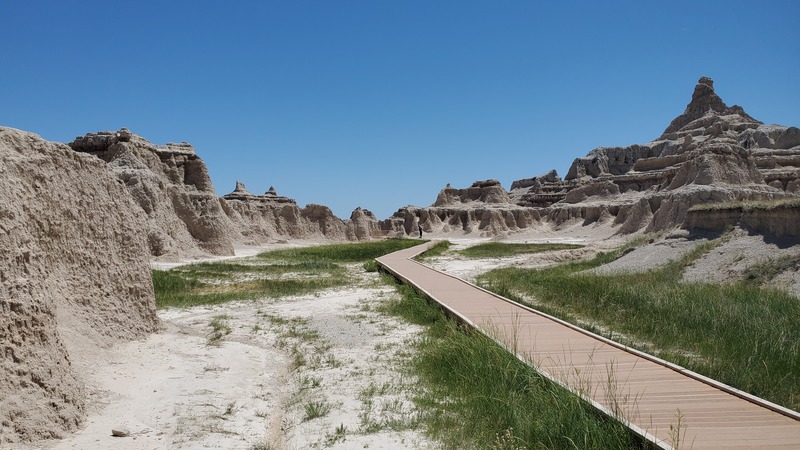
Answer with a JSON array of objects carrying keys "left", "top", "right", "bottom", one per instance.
[{"left": 18, "top": 244, "right": 434, "bottom": 450}]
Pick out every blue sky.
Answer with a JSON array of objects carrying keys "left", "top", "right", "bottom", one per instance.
[{"left": 2, "top": 1, "right": 798, "bottom": 219}]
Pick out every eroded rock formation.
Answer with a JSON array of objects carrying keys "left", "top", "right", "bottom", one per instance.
[
  {"left": 70, "top": 130, "right": 236, "bottom": 259},
  {"left": 219, "top": 181, "right": 381, "bottom": 243},
  {"left": 0, "top": 128, "right": 158, "bottom": 443},
  {"left": 385, "top": 77, "right": 799, "bottom": 237}
]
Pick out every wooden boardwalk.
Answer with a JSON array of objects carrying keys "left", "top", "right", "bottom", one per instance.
[{"left": 377, "top": 242, "right": 800, "bottom": 449}]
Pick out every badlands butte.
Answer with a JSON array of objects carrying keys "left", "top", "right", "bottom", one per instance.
[{"left": 2, "top": 76, "right": 800, "bottom": 444}]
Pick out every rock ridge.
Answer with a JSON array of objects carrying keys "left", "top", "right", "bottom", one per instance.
[{"left": 382, "top": 77, "right": 800, "bottom": 237}]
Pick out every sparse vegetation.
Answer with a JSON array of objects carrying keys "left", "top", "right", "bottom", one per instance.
[
  {"left": 208, "top": 315, "right": 232, "bottom": 343},
  {"left": 303, "top": 400, "right": 333, "bottom": 421},
  {"left": 153, "top": 238, "right": 423, "bottom": 308},
  {"left": 477, "top": 240, "right": 800, "bottom": 411},
  {"left": 458, "top": 241, "right": 584, "bottom": 258},
  {"left": 325, "top": 423, "right": 348, "bottom": 445},
  {"left": 380, "top": 279, "right": 642, "bottom": 449},
  {"left": 743, "top": 254, "right": 800, "bottom": 285}
]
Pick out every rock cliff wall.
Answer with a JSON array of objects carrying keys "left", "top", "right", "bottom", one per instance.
[
  {"left": 685, "top": 200, "right": 800, "bottom": 237},
  {"left": 70, "top": 130, "right": 237, "bottom": 259},
  {"left": 0, "top": 128, "right": 158, "bottom": 443}
]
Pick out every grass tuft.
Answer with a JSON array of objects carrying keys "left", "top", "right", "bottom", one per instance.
[
  {"left": 208, "top": 315, "right": 232, "bottom": 343},
  {"left": 303, "top": 400, "right": 332, "bottom": 421},
  {"left": 363, "top": 259, "right": 379, "bottom": 272}
]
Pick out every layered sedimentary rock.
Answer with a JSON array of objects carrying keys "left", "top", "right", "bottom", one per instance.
[
  {"left": 384, "top": 77, "right": 799, "bottom": 236},
  {"left": 434, "top": 179, "right": 511, "bottom": 206},
  {"left": 70, "top": 129, "right": 236, "bottom": 258},
  {"left": 685, "top": 200, "right": 800, "bottom": 237},
  {"left": 219, "top": 181, "right": 381, "bottom": 243},
  {"left": 0, "top": 128, "right": 158, "bottom": 443}
]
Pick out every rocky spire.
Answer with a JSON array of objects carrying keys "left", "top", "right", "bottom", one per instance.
[
  {"left": 233, "top": 180, "right": 251, "bottom": 195},
  {"left": 265, "top": 186, "right": 277, "bottom": 196},
  {"left": 660, "top": 77, "right": 757, "bottom": 138}
]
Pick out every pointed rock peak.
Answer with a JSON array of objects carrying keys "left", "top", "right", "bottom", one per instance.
[
  {"left": 687, "top": 76, "right": 725, "bottom": 113},
  {"left": 233, "top": 180, "right": 251, "bottom": 194},
  {"left": 265, "top": 186, "right": 277, "bottom": 196},
  {"left": 661, "top": 77, "right": 758, "bottom": 138},
  {"left": 539, "top": 169, "right": 561, "bottom": 183}
]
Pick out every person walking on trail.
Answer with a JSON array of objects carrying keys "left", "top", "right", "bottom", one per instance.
[{"left": 418, "top": 223, "right": 423, "bottom": 238}]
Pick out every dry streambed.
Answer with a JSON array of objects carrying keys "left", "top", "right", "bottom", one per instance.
[{"left": 30, "top": 257, "right": 434, "bottom": 450}]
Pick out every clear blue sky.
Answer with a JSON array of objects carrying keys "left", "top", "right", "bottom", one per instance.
[{"left": 2, "top": 1, "right": 798, "bottom": 219}]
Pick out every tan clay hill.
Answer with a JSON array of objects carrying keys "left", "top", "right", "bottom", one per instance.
[{"left": 381, "top": 77, "right": 800, "bottom": 237}]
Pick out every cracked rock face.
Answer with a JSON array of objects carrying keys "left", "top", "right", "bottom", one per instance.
[{"left": 0, "top": 127, "right": 158, "bottom": 443}]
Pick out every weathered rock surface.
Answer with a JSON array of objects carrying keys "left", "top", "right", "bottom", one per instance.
[
  {"left": 70, "top": 130, "right": 236, "bottom": 259},
  {"left": 433, "top": 179, "right": 511, "bottom": 206},
  {"left": 219, "top": 181, "right": 382, "bottom": 243},
  {"left": 0, "top": 127, "right": 158, "bottom": 443},
  {"left": 685, "top": 199, "right": 800, "bottom": 237},
  {"left": 385, "top": 77, "right": 799, "bottom": 237}
]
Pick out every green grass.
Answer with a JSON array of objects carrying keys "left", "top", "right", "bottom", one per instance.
[
  {"left": 208, "top": 315, "right": 232, "bottom": 342},
  {"left": 476, "top": 241, "right": 800, "bottom": 412},
  {"left": 363, "top": 259, "right": 379, "bottom": 272},
  {"left": 153, "top": 267, "right": 347, "bottom": 308},
  {"left": 154, "top": 239, "right": 422, "bottom": 308},
  {"left": 415, "top": 240, "right": 452, "bottom": 260},
  {"left": 458, "top": 242, "right": 584, "bottom": 258},
  {"left": 380, "top": 277, "right": 643, "bottom": 449},
  {"left": 744, "top": 254, "right": 800, "bottom": 285},
  {"left": 303, "top": 400, "right": 333, "bottom": 421},
  {"left": 257, "top": 237, "right": 423, "bottom": 262}
]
